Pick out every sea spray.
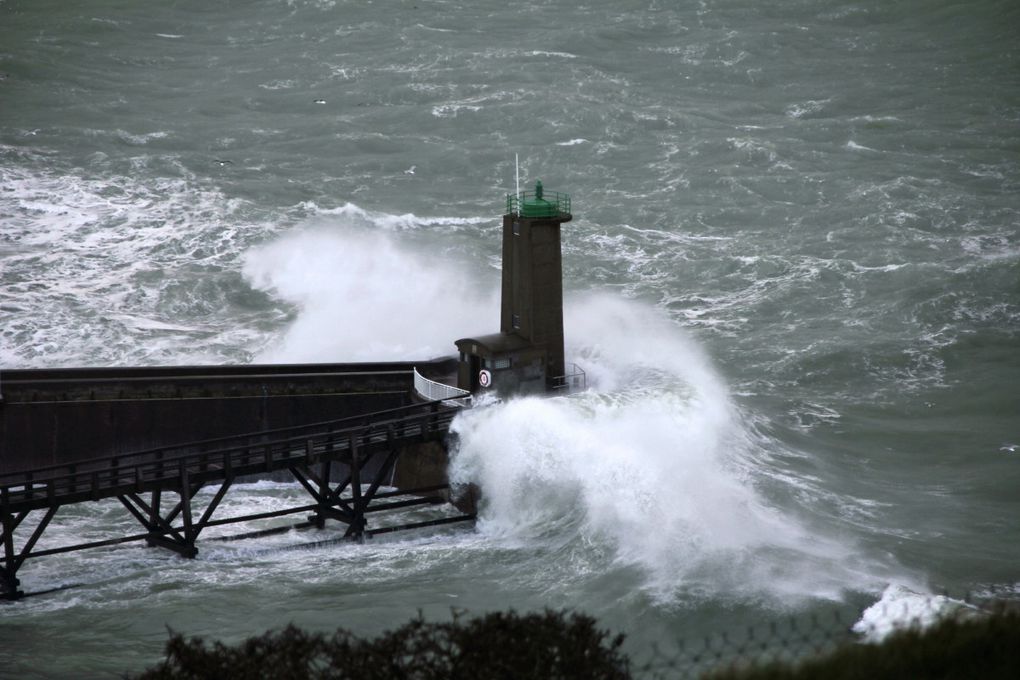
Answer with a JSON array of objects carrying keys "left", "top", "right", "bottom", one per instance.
[
  {"left": 451, "top": 295, "right": 906, "bottom": 605},
  {"left": 242, "top": 223, "right": 498, "bottom": 362},
  {"left": 238, "top": 227, "right": 910, "bottom": 607}
]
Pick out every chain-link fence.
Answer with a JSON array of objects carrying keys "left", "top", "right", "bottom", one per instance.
[
  {"left": 632, "top": 589, "right": 1013, "bottom": 679},
  {"left": 638, "top": 613, "right": 853, "bottom": 679}
]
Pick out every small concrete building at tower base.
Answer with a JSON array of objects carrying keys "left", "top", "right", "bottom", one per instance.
[
  {"left": 455, "top": 333, "right": 549, "bottom": 397},
  {"left": 455, "top": 181, "right": 573, "bottom": 398}
]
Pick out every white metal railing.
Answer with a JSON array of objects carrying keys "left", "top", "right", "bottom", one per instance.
[
  {"left": 413, "top": 367, "right": 472, "bottom": 407},
  {"left": 551, "top": 363, "right": 587, "bottom": 393}
]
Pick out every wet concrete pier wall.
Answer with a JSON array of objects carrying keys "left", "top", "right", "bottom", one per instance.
[{"left": 0, "top": 359, "right": 456, "bottom": 475}]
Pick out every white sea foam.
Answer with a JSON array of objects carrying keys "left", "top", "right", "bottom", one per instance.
[
  {"left": 81, "top": 128, "right": 170, "bottom": 146},
  {"left": 524, "top": 50, "right": 577, "bottom": 59},
  {"left": 258, "top": 79, "right": 298, "bottom": 90},
  {"left": 960, "top": 233, "right": 1020, "bottom": 262},
  {"left": 430, "top": 92, "right": 510, "bottom": 118},
  {"left": 846, "top": 140, "right": 879, "bottom": 152},
  {"left": 431, "top": 104, "right": 482, "bottom": 118},
  {"left": 787, "top": 401, "right": 842, "bottom": 431},
  {"left": 785, "top": 99, "right": 831, "bottom": 119},
  {"left": 414, "top": 23, "right": 455, "bottom": 33},
  {"left": 0, "top": 165, "right": 264, "bottom": 367},
  {"left": 853, "top": 584, "right": 978, "bottom": 642},
  {"left": 111, "top": 314, "right": 200, "bottom": 333},
  {"left": 649, "top": 43, "right": 707, "bottom": 65},
  {"left": 848, "top": 261, "right": 909, "bottom": 273},
  {"left": 449, "top": 295, "right": 902, "bottom": 604},
  {"left": 850, "top": 115, "right": 902, "bottom": 124},
  {"left": 295, "top": 201, "right": 490, "bottom": 231},
  {"left": 727, "top": 136, "right": 779, "bottom": 164}
]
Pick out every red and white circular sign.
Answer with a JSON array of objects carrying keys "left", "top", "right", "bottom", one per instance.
[{"left": 478, "top": 369, "right": 492, "bottom": 388}]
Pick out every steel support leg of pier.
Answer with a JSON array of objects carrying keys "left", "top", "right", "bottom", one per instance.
[
  {"left": 292, "top": 464, "right": 354, "bottom": 526},
  {"left": 312, "top": 457, "right": 332, "bottom": 529},
  {"left": 121, "top": 493, "right": 196, "bottom": 558},
  {"left": 295, "top": 430, "right": 384, "bottom": 541},
  {"left": 118, "top": 466, "right": 213, "bottom": 559},
  {"left": 1, "top": 495, "right": 21, "bottom": 600},
  {"left": 0, "top": 572, "right": 19, "bottom": 601},
  {"left": 347, "top": 434, "right": 366, "bottom": 541},
  {"left": 1, "top": 498, "right": 59, "bottom": 601},
  {"left": 344, "top": 427, "right": 402, "bottom": 542}
]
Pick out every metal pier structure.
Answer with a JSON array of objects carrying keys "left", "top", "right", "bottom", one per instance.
[
  {"left": 1, "top": 398, "right": 472, "bottom": 601},
  {"left": 0, "top": 181, "right": 584, "bottom": 602},
  {"left": 0, "top": 361, "right": 454, "bottom": 474}
]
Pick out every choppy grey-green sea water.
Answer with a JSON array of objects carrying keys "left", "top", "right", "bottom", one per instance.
[{"left": 2, "top": 0, "right": 1019, "bottom": 676}]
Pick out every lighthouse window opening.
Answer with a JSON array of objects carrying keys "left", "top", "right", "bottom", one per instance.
[
  {"left": 511, "top": 313, "right": 520, "bottom": 329},
  {"left": 493, "top": 357, "right": 511, "bottom": 370},
  {"left": 513, "top": 221, "right": 520, "bottom": 236}
]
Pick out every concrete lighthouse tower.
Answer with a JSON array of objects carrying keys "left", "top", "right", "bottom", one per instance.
[{"left": 455, "top": 181, "right": 574, "bottom": 395}]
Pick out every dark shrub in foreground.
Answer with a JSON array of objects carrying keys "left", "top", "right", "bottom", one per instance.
[
  {"left": 134, "top": 606, "right": 1020, "bottom": 679},
  {"left": 134, "top": 609, "right": 630, "bottom": 680}
]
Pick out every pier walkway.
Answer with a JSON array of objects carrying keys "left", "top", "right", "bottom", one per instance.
[{"left": 1, "top": 398, "right": 470, "bottom": 601}]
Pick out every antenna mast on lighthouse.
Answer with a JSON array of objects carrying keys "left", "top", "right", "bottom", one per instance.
[{"left": 514, "top": 154, "right": 521, "bottom": 214}]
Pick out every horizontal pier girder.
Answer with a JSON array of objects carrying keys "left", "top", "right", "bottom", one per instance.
[{"left": 0, "top": 484, "right": 464, "bottom": 568}]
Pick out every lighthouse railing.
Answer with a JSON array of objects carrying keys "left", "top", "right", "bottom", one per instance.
[
  {"left": 506, "top": 190, "right": 571, "bottom": 218},
  {"left": 551, "top": 363, "right": 586, "bottom": 393},
  {"left": 413, "top": 368, "right": 472, "bottom": 407}
]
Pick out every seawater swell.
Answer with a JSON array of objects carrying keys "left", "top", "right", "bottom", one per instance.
[{"left": 2, "top": 0, "right": 1019, "bottom": 676}]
